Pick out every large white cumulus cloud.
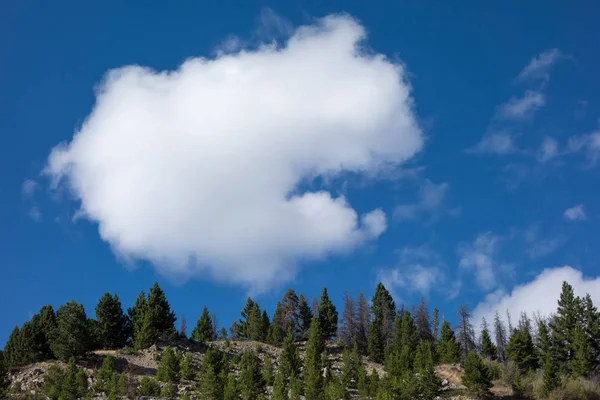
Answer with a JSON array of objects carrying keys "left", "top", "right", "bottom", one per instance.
[
  {"left": 473, "top": 266, "right": 600, "bottom": 327},
  {"left": 45, "top": 14, "right": 423, "bottom": 290}
]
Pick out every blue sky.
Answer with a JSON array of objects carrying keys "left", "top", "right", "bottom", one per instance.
[{"left": 2, "top": 0, "right": 600, "bottom": 345}]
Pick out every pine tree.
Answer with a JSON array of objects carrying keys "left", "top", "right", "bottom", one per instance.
[
  {"left": 279, "top": 289, "right": 300, "bottom": 338},
  {"left": 192, "top": 306, "right": 215, "bottom": 343},
  {"left": 318, "top": 287, "right": 338, "bottom": 341},
  {"left": 506, "top": 326, "right": 538, "bottom": 372},
  {"left": 536, "top": 319, "right": 552, "bottom": 366},
  {"left": 95, "top": 293, "right": 128, "bottom": 350},
  {"left": 128, "top": 291, "right": 147, "bottom": 347},
  {"left": 239, "top": 351, "right": 264, "bottom": 399},
  {"left": 94, "top": 355, "right": 117, "bottom": 394},
  {"left": 368, "top": 318, "right": 384, "bottom": 363},
  {"left": 180, "top": 353, "right": 195, "bottom": 380},
  {"left": 493, "top": 311, "right": 507, "bottom": 362},
  {"left": 457, "top": 305, "right": 476, "bottom": 361},
  {"left": 339, "top": 291, "right": 356, "bottom": 348},
  {"left": 541, "top": 355, "right": 559, "bottom": 397},
  {"left": 198, "top": 362, "right": 221, "bottom": 400},
  {"left": 135, "top": 311, "right": 156, "bottom": 350},
  {"left": 480, "top": 318, "right": 498, "bottom": 360},
  {"left": 261, "top": 310, "right": 270, "bottom": 342},
  {"left": 549, "top": 281, "right": 579, "bottom": 368},
  {"left": 269, "top": 301, "right": 284, "bottom": 345},
  {"left": 571, "top": 323, "right": 594, "bottom": 377},
  {"left": 304, "top": 318, "right": 325, "bottom": 400},
  {"left": 224, "top": 372, "right": 239, "bottom": 400},
  {"left": 51, "top": 301, "right": 90, "bottom": 361},
  {"left": 0, "top": 351, "right": 9, "bottom": 394},
  {"left": 262, "top": 353, "right": 274, "bottom": 386},
  {"left": 279, "top": 328, "right": 301, "bottom": 381},
  {"left": 4, "top": 326, "right": 23, "bottom": 367},
  {"left": 399, "top": 310, "right": 417, "bottom": 370},
  {"left": 297, "top": 294, "right": 313, "bottom": 341},
  {"left": 371, "top": 283, "right": 396, "bottom": 344},
  {"left": 272, "top": 368, "right": 288, "bottom": 400},
  {"left": 246, "top": 303, "right": 264, "bottom": 341},
  {"left": 583, "top": 294, "right": 600, "bottom": 364},
  {"left": 138, "top": 376, "right": 161, "bottom": 396},
  {"left": 356, "top": 292, "right": 370, "bottom": 354},
  {"left": 438, "top": 320, "right": 461, "bottom": 364},
  {"left": 289, "top": 374, "right": 302, "bottom": 400},
  {"left": 415, "top": 297, "right": 434, "bottom": 342},
  {"left": 156, "top": 346, "right": 180, "bottom": 383},
  {"left": 462, "top": 351, "right": 492, "bottom": 398},
  {"left": 324, "top": 374, "right": 347, "bottom": 400},
  {"left": 146, "top": 282, "right": 177, "bottom": 338},
  {"left": 219, "top": 326, "right": 228, "bottom": 340}
]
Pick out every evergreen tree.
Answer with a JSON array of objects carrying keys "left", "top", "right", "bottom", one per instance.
[
  {"left": 297, "top": 294, "right": 313, "bottom": 341},
  {"left": 572, "top": 323, "right": 594, "bottom": 377},
  {"left": 371, "top": 283, "right": 396, "bottom": 344},
  {"left": 219, "top": 326, "right": 228, "bottom": 340},
  {"left": 493, "top": 311, "right": 507, "bottom": 362},
  {"left": 289, "top": 374, "right": 302, "bottom": 400},
  {"left": 462, "top": 351, "right": 492, "bottom": 398},
  {"left": 536, "top": 319, "right": 552, "bottom": 366},
  {"left": 549, "top": 281, "right": 579, "bottom": 368},
  {"left": 135, "top": 311, "right": 157, "bottom": 350},
  {"left": 146, "top": 282, "right": 177, "bottom": 338},
  {"left": 456, "top": 305, "right": 476, "bottom": 361},
  {"left": 324, "top": 374, "right": 347, "bottom": 400},
  {"left": 138, "top": 376, "right": 161, "bottom": 397},
  {"left": 415, "top": 297, "right": 434, "bottom": 343},
  {"left": 318, "top": 287, "right": 338, "bottom": 341},
  {"left": 341, "top": 342, "right": 361, "bottom": 389},
  {"left": 127, "top": 291, "right": 147, "bottom": 347},
  {"left": 198, "top": 362, "right": 222, "bottom": 400},
  {"left": 279, "top": 328, "right": 301, "bottom": 381},
  {"left": 94, "top": 355, "right": 117, "bottom": 394},
  {"left": 584, "top": 294, "right": 600, "bottom": 364},
  {"left": 542, "top": 356, "right": 559, "bottom": 397},
  {"left": 95, "top": 293, "right": 128, "bottom": 349},
  {"left": 51, "top": 301, "right": 90, "bottom": 361},
  {"left": 304, "top": 318, "right": 325, "bottom": 400},
  {"left": 399, "top": 310, "right": 417, "bottom": 370},
  {"left": 261, "top": 310, "right": 270, "bottom": 342},
  {"left": 414, "top": 342, "right": 442, "bottom": 399},
  {"left": 156, "top": 346, "right": 180, "bottom": 383},
  {"left": 239, "top": 351, "right": 264, "bottom": 400},
  {"left": 180, "top": 353, "right": 195, "bottom": 380},
  {"left": 237, "top": 297, "right": 256, "bottom": 340},
  {"left": 272, "top": 368, "right": 288, "bottom": 400},
  {"left": 262, "top": 353, "right": 274, "bottom": 386},
  {"left": 339, "top": 291, "right": 356, "bottom": 348},
  {"left": 438, "top": 320, "right": 461, "bottom": 364},
  {"left": 267, "top": 322, "right": 281, "bottom": 346},
  {"left": 246, "top": 303, "right": 264, "bottom": 341},
  {"left": 279, "top": 289, "right": 300, "bottom": 338},
  {"left": 4, "top": 326, "right": 23, "bottom": 367},
  {"left": 192, "top": 306, "right": 215, "bottom": 343},
  {"left": 269, "top": 301, "right": 284, "bottom": 345},
  {"left": 506, "top": 326, "right": 538, "bottom": 372},
  {"left": 368, "top": 318, "right": 384, "bottom": 363},
  {"left": 38, "top": 305, "right": 58, "bottom": 359},
  {"left": 44, "top": 358, "right": 89, "bottom": 400},
  {"left": 0, "top": 351, "right": 9, "bottom": 394},
  {"left": 224, "top": 372, "right": 239, "bottom": 400},
  {"left": 480, "top": 319, "right": 498, "bottom": 360}
]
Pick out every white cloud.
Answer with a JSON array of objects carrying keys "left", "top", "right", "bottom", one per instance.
[
  {"left": 567, "top": 131, "right": 600, "bottom": 165},
  {"left": 537, "top": 137, "right": 559, "bottom": 163},
  {"left": 523, "top": 223, "right": 564, "bottom": 259},
  {"left": 517, "top": 49, "right": 564, "bottom": 83},
  {"left": 458, "top": 232, "right": 511, "bottom": 291},
  {"left": 564, "top": 204, "right": 587, "bottom": 221},
  {"left": 496, "top": 90, "right": 545, "bottom": 120},
  {"left": 22, "top": 179, "right": 38, "bottom": 197},
  {"left": 473, "top": 266, "right": 600, "bottom": 328},
  {"left": 466, "top": 131, "right": 519, "bottom": 155},
  {"left": 43, "top": 14, "right": 423, "bottom": 291},
  {"left": 378, "top": 246, "right": 448, "bottom": 299},
  {"left": 393, "top": 180, "right": 449, "bottom": 220}
]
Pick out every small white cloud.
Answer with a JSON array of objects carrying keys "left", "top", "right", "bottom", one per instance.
[
  {"left": 564, "top": 204, "right": 587, "bottom": 221},
  {"left": 517, "top": 49, "right": 564, "bottom": 83},
  {"left": 43, "top": 14, "right": 423, "bottom": 292},
  {"left": 473, "top": 266, "right": 600, "bottom": 328},
  {"left": 22, "top": 179, "right": 39, "bottom": 197},
  {"left": 567, "top": 131, "right": 600, "bottom": 165},
  {"left": 393, "top": 180, "right": 449, "bottom": 220},
  {"left": 458, "top": 232, "right": 509, "bottom": 291},
  {"left": 537, "top": 137, "right": 559, "bottom": 163},
  {"left": 523, "top": 223, "right": 564, "bottom": 259},
  {"left": 496, "top": 90, "right": 545, "bottom": 120},
  {"left": 378, "top": 246, "right": 448, "bottom": 299},
  {"left": 466, "top": 131, "right": 519, "bottom": 155}
]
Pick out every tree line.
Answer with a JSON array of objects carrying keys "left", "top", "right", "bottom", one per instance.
[{"left": 1, "top": 280, "right": 599, "bottom": 399}]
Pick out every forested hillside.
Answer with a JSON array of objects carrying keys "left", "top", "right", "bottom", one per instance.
[{"left": 1, "top": 281, "right": 599, "bottom": 399}]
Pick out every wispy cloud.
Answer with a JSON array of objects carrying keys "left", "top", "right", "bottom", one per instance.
[
  {"left": 537, "top": 137, "right": 559, "bottom": 163},
  {"left": 458, "top": 232, "right": 512, "bottom": 291},
  {"left": 567, "top": 131, "right": 600, "bottom": 165},
  {"left": 21, "top": 179, "right": 42, "bottom": 222},
  {"left": 393, "top": 180, "right": 450, "bottom": 220},
  {"left": 495, "top": 90, "right": 545, "bottom": 120},
  {"left": 523, "top": 223, "right": 564, "bottom": 259},
  {"left": 564, "top": 204, "right": 587, "bottom": 221},
  {"left": 517, "top": 49, "right": 564, "bottom": 83},
  {"left": 466, "top": 131, "right": 519, "bottom": 155}
]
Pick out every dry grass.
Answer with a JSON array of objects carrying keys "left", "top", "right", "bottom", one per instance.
[{"left": 436, "top": 363, "right": 466, "bottom": 389}]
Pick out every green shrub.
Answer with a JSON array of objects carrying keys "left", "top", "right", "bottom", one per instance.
[
  {"left": 138, "top": 376, "right": 161, "bottom": 396},
  {"left": 160, "top": 382, "right": 176, "bottom": 398},
  {"left": 549, "top": 377, "right": 600, "bottom": 400},
  {"left": 255, "top": 343, "right": 264, "bottom": 353},
  {"left": 482, "top": 358, "right": 502, "bottom": 380}
]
